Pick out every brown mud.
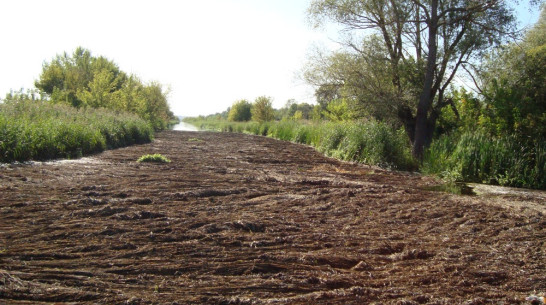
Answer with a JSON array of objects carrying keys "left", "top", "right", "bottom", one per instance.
[{"left": 0, "top": 131, "right": 544, "bottom": 304}]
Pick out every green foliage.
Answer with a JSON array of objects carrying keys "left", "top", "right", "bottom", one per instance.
[
  {"left": 276, "top": 99, "right": 316, "bottom": 120},
  {"left": 425, "top": 8, "right": 546, "bottom": 190},
  {"left": 476, "top": 7, "right": 546, "bottom": 139},
  {"left": 267, "top": 121, "right": 297, "bottom": 141},
  {"left": 185, "top": 118, "right": 416, "bottom": 171},
  {"left": 423, "top": 131, "right": 546, "bottom": 189},
  {"left": 228, "top": 99, "right": 252, "bottom": 122},
  {"left": 0, "top": 94, "right": 153, "bottom": 163},
  {"left": 137, "top": 154, "right": 171, "bottom": 163},
  {"left": 251, "top": 96, "right": 274, "bottom": 122},
  {"left": 320, "top": 121, "right": 416, "bottom": 170},
  {"left": 322, "top": 99, "right": 353, "bottom": 122},
  {"left": 33, "top": 47, "right": 175, "bottom": 130}
]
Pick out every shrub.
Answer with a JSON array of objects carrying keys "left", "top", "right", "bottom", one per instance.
[{"left": 137, "top": 154, "right": 171, "bottom": 163}]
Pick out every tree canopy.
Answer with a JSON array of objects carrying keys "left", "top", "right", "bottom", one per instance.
[
  {"left": 478, "top": 5, "right": 546, "bottom": 139},
  {"left": 307, "top": 0, "right": 522, "bottom": 158},
  {"left": 251, "top": 96, "right": 275, "bottom": 122},
  {"left": 228, "top": 99, "right": 252, "bottom": 122},
  {"left": 35, "top": 47, "right": 176, "bottom": 130}
]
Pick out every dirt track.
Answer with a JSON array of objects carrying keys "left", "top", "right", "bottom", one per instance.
[{"left": 1, "top": 131, "right": 544, "bottom": 304}]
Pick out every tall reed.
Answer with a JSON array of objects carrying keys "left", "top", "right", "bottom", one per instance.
[
  {"left": 0, "top": 99, "right": 153, "bottom": 162},
  {"left": 185, "top": 118, "right": 417, "bottom": 171},
  {"left": 423, "top": 131, "right": 546, "bottom": 189}
]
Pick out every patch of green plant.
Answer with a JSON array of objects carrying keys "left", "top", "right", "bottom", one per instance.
[
  {"left": 188, "top": 138, "right": 204, "bottom": 142},
  {"left": 137, "top": 154, "right": 171, "bottom": 163},
  {"left": 423, "top": 130, "right": 546, "bottom": 189},
  {"left": 183, "top": 118, "right": 417, "bottom": 171},
  {"left": 0, "top": 97, "right": 153, "bottom": 163}
]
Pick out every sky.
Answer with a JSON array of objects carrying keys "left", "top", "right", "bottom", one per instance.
[{"left": 0, "top": 0, "right": 540, "bottom": 117}]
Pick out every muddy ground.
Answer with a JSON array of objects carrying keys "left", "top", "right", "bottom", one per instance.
[{"left": 1, "top": 131, "right": 544, "bottom": 304}]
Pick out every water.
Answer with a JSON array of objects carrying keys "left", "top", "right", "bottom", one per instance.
[
  {"left": 172, "top": 119, "right": 199, "bottom": 131},
  {"left": 422, "top": 182, "right": 476, "bottom": 196}
]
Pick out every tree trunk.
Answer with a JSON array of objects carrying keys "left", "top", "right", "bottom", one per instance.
[
  {"left": 398, "top": 105, "right": 416, "bottom": 143},
  {"left": 412, "top": 0, "right": 438, "bottom": 160}
]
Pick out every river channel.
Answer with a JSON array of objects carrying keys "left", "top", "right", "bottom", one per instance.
[{"left": 172, "top": 120, "right": 199, "bottom": 131}]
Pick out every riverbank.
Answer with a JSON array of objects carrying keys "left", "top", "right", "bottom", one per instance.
[{"left": 0, "top": 131, "right": 543, "bottom": 304}]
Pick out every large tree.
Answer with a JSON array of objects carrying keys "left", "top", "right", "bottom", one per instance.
[
  {"left": 251, "top": 96, "right": 275, "bottom": 122},
  {"left": 35, "top": 47, "right": 176, "bottom": 130},
  {"left": 228, "top": 99, "right": 252, "bottom": 122},
  {"left": 308, "top": 0, "right": 521, "bottom": 158}
]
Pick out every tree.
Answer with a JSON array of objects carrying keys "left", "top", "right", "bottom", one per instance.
[
  {"left": 228, "top": 99, "right": 252, "bottom": 122},
  {"left": 477, "top": 5, "right": 546, "bottom": 139},
  {"left": 35, "top": 47, "right": 176, "bottom": 130},
  {"left": 251, "top": 96, "right": 275, "bottom": 122},
  {"left": 303, "top": 36, "right": 411, "bottom": 126},
  {"left": 140, "top": 82, "right": 173, "bottom": 130},
  {"left": 308, "top": 0, "right": 520, "bottom": 158},
  {"left": 36, "top": 47, "right": 126, "bottom": 108},
  {"left": 277, "top": 99, "right": 316, "bottom": 120}
]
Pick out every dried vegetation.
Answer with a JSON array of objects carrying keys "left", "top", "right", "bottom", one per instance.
[{"left": 0, "top": 131, "right": 544, "bottom": 304}]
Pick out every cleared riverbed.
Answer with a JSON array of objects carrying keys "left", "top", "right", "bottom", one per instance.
[{"left": 0, "top": 131, "right": 544, "bottom": 304}]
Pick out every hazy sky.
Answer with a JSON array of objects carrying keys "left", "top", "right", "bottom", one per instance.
[{"left": 0, "top": 0, "right": 539, "bottom": 116}]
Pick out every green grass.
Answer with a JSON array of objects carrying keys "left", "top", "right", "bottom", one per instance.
[
  {"left": 184, "top": 118, "right": 417, "bottom": 171},
  {"left": 137, "top": 154, "right": 171, "bottom": 163},
  {"left": 186, "top": 117, "right": 546, "bottom": 189},
  {"left": 423, "top": 131, "right": 546, "bottom": 189},
  {"left": 0, "top": 98, "right": 153, "bottom": 163}
]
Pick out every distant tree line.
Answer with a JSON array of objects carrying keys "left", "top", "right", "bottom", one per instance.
[{"left": 218, "top": 96, "right": 320, "bottom": 123}]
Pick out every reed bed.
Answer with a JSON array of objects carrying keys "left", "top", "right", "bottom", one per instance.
[
  {"left": 423, "top": 131, "right": 546, "bottom": 189},
  {"left": 0, "top": 99, "right": 153, "bottom": 162},
  {"left": 184, "top": 119, "right": 417, "bottom": 171}
]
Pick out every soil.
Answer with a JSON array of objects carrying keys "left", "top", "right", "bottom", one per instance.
[{"left": 1, "top": 131, "right": 544, "bottom": 304}]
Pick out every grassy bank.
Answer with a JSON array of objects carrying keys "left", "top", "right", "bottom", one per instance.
[
  {"left": 184, "top": 118, "right": 417, "bottom": 171},
  {"left": 185, "top": 118, "right": 545, "bottom": 190},
  {"left": 0, "top": 99, "right": 153, "bottom": 163}
]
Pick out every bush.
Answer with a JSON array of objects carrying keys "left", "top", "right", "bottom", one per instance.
[
  {"left": 137, "top": 154, "right": 171, "bottom": 163},
  {"left": 322, "top": 121, "right": 416, "bottom": 170}
]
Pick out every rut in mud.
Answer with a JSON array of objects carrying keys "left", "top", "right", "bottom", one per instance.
[{"left": 0, "top": 131, "right": 544, "bottom": 304}]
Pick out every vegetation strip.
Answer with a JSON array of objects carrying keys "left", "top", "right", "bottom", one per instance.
[
  {"left": 0, "top": 99, "right": 153, "bottom": 162},
  {"left": 185, "top": 118, "right": 416, "bottom": 171},
  {"left": 0, "top": 48, "right": 178, "bottom": 163}
]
